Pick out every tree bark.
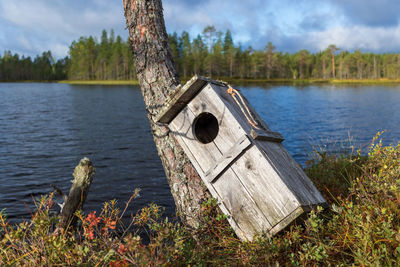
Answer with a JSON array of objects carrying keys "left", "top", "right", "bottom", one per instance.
[{"left": 123, "top": 0, "right": 211, "bottom": 228}]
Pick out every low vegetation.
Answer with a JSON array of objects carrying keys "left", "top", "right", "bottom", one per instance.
[
  {"left": 58, "top": 80, "right": 140, "bottom": 86},
  {"left": 61, "top": 77, "right": 400, "bottom": 87},
  {"left": 1, "top": 133, "right": 400, "bottom": 265}
]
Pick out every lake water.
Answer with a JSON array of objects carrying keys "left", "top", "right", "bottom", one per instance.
[{"left": 1, "top": 82, "right": 400, "bottom": 223}]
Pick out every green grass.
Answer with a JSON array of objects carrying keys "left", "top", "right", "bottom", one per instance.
[
  {"left": 1, "top": 133, "right": 400, "bottom": 265},
  {"left": 330, "top": 78, "right": 400, "bottom": 84},
  {"left": 58, "top": 80, "right": 140, "bottom": 85},
  {"left": 4, "top": 78, "right": 400, "bottom": 86},
  {"left": 183, "top": 76, "right": 400, "bottom": 85},
  {"left": 59, "top": 77, "right": 400, "bottom": 86},
  {"left": 215, "top": 77, "right": 400, "bottom": 85}
]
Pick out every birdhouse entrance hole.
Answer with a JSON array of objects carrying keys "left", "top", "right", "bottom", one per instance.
[{"left": 193, "top": 112, "right": 219, "bottom": 144}]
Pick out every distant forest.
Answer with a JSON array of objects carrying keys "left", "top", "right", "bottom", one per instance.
[
  {"left": 2, "top": 27, "right": 400, "bottom": 81},
  {"left": 0, "top": 51, "right": 68, "bottom": 81}
]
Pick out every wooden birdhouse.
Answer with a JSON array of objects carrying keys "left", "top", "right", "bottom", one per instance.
[{"left": 156, "top": 75, "right": 327, "bottom": 241}]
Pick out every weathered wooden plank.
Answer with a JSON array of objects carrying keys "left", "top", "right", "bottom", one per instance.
[
  {"left": 268, "top": 205, "right": 306, "bottom": 236},
  {"left": 256, "top": 140, "right": 326, "bottom": 206},
  {"left": 230, "top": 145, "right": 299, "bottom": 226},
  {"left": 156, "top": 76, "right": 207, "bottom": 124},
  {"left": 213, "top": 168, "right": 272, "bottom": 241},
  {"left": 208, "top": 82, "right": 325, "bottom": 212},
  {"left": 187, "top": 84, "right": 248, "bottom": 156},
  {"left": 250, "top": 128, "right": 284, "bottom": 143},
  {"left": 169, "top": 109, "right": 205, "bottom": 177},
  {"left": 156, "top": 76, "right": 229, "bottom": 124},
  {"left": 211, "top": 83, "right": 285, "bottom": 146},
  {"left": 205, "top": 135, "right": 252, "bottom": 183},
  {"left": 169, "top": 106, "right": 221, "bottom": 174}
]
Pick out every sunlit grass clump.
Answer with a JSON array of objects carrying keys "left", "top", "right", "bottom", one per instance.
[{"left": 1, "top": 133, "right": 400, "bottom": 265}]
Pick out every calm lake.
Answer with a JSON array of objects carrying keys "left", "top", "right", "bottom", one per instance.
[{"left": 1, "top": 82, "right": 400, "bottom": 223}]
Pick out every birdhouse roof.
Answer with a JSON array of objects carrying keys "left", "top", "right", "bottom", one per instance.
[{"left": 155, "top": 75, "right": 228, "bottom": 124}]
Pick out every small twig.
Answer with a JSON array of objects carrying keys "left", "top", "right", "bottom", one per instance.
[{"left": 119, "top": 189, "right": 141, "bottom": 221}]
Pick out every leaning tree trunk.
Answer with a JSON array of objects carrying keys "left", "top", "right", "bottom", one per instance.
[{"left": 123, "top": 0, "right": 211, "bottom": 227}]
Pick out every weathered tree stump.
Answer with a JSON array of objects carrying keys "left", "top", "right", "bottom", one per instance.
[{"left": 58, "top": 157, "right": 95, "bottom": 229}]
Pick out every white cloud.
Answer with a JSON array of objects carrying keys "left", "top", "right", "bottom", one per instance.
[
  {"left": 50, "top": 43, "right": 70, "bottom": 58},
  {"left": 0, "top": 0, "right": 400, "bottom": 58},
  {"left": 0, "top": 0, "right": 127, "bottom": 58},
  {"left": 0, "top": 1, "right": 74, "bottom": 36},
  {"left": 16, "top": 35, "right": 32, "bottom": 51},
  {"left": 329, "top": 0, "right": 400, "bottom": 27},
  {"left": 300, "top": 25, "right": 400, "bottom": 52}
]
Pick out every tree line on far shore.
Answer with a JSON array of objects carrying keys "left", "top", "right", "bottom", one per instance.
[
  {"left": 0, "top": 51, "right": 68, "bottom": 81},
  {"left": 2, "top": 27, "right": 400, "bottom": 81}
]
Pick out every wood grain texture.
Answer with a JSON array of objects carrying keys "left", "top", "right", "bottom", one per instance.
[
  {"left": 256, "top": 140, "right": 326, "bottom": 205},
  {"left": 213, "top": 168, "right": 272, "bottom": 240},
  {"left": 205, "top": 135, "right": 252, "bottom": 183},
  {"left": 250, "top": 128, "right": 284, "bottom": 143},
  {"left": 155, "top": 76, "right": 206, "bottom": 124},
  {"left": 230, "top": 145, "right": 299, "bottom": 226},
  {"left": 156, "top": 76, "right": 229, "bottom": 124},
  {"left": 268, "top": 206, "right": 306, "bottom": 236}
]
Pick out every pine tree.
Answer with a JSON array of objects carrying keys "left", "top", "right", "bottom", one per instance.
[
  {"left": 223, "top": 30, "right": 235, "bottom": 77},
  {"left": 265, "top": 42, "right": 275, "bottom": 79}
]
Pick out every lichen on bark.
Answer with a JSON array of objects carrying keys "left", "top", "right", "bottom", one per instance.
[{"left": 59, "top": 157, "right": 95, "bottom": 229}]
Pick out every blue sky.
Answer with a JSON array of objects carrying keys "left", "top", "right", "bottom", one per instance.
[{"left": 1, "top": 0, "right": 400, "bottom": 58}]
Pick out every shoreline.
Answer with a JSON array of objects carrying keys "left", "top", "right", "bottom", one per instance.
[
  {"left": 58, "top": 80, "right": 140, "bottom": 85},
  {"left": 2, "top": 78, "right": 400, "bottom": 85},
  {"left": 60, "top": 78, "right": 400, "bottom": 86},
  {"left": 216, "top": 78, "right": 400, "bottom": 85}
]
